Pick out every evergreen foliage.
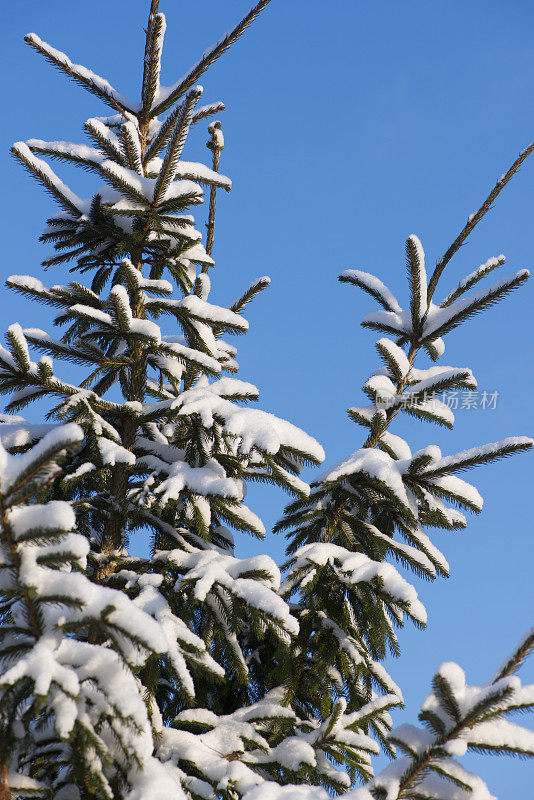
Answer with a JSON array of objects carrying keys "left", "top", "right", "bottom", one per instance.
[
  {"left": 1, "top": 3, "right": 533, "bottom": 800},
  {"left": 0, "top": 425, "right": 181, "bottom": 800},
  {"left": 275, "top": 192, "right": 534, "bottom": 777}
]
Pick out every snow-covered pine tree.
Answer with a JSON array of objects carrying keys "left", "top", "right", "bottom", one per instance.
[
  {"left": 0, "top": 2, "right": 359, "bottom": 798},
  {"left": 270, "top": 149, "right": 534, "bottom": 796},
  {"left": 1, "top": 0, "right": 328, "bottom": 709},
  {"left": 2, "top": 1, "right": 534, "bottom": 798},
  {"left": 0, "top": 424, "right": 190, "bottom": 800},
  {"left": 239, "top": 629, "right": 534, "bottom": 800}
]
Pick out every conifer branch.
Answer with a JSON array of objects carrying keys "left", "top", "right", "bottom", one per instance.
[
  {"left": 494, "top": 628, "right": 534, "bottom": 681},
  {"left": 279, "top": 145, "right": 533, "bottom": 720},
  {"left": 339, "top": 270, "right": 401, "bottom": 313},
  {"left": 148, "top": 0, "right": 160, "bottom": 20},
  {"left": 204, "top": 121, "right": 224, "bottom": 266},
  {"left": 419, "top": 437, "right": 533, "bottom": 478},
  {"left": 229, "top": 276, "right": 271, "bottom": 314},
  {"left": 119, "top": 123, "right": 143, "bottom": 173},
  {"left": 192, "top": 101, "right": 226, "bottom": 125},
  {"left": 151, "top": 0, "right": 273, "bottom": 115},
  {"left": 144, "top": 100, "right": 186, "bottom": 166},
  {"left": 84, "top": 118, "right": 126, "bottom": 165},
  {"left": 421, "top": 269, "right": 529, "bottom": 342},
  {"left": 151, "top": 87, "right": 202, "bottom": 207},
  {"left": 440, "top": 255, "right": 506, "bottom": 307},
  {"left": 142, "top": 0, "right": 163, "bottom": 91},
  {"left": 406, "top": 234, "right": 427, "bottom": 335},
  {"left": 24, "top": 33, "right": 137, "bottom": 114},
  {"left": 427, "top": 142, "right": 534, "bottom": 302},
  {"left": 389, "top": 640, "right": 534, "bottom": 800},
  {"left": 142, "top": 1, "right": 163, "bottom": 116},
  {"left": 11, "top": 143, "right": 83, "bottom": 218}
]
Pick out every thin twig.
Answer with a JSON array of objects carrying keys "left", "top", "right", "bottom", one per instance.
[{"left": 427, "top": 142, "right": 534, "bottom": 302}]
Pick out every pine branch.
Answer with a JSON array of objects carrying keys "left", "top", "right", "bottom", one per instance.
[
  {"left": 388, "top": 641, "right": 534, "bottom": 800},
  {"left": 11, "top": 143, "right": 83, "bottom": 218},
  {"left": 24, "top": 33, "right": 137, "bottom": 114},
  {"left": 406, "top": 234, "right": 427, "bottom": 335},
  {"left": 422, "top": 269, "right": 529, "bottom": 342},
  {"left": 440, "top": 255, "right": 505, "bottom": 307},
  {"left": 84, "top": 118, "right": 126, "bottom": 164},
  {"left": 142, "top": 6, "right": 165, "bottom": 116},
  {"left": 152, "top": 87, "right": 202, "bottom": 207},
  {"left": 494, "top": 627, "right": 534, "bottom": 681},
  {"left": 279, "top": 146, "right": 533, "bottom": 725},
  {"left": 192, "top": 102, "right": 226, "bottom": 125},
  {"left": 151, "top": 0, "right": 273, "bottom": 116},
  {"left": 427, "top": 142, "right": 534, "bottom": 302},
  {"left": 204, "top": 121, "right": 224, "bottom": 265},
  {"left": 420, "top": 437, "right": 533, "bottom": 478},
  {"left": 229, "top": 276, "right": 271, "bottom": 314},
  {"left": 339, "top": 270, "right": 401, "bottom": 313},
  {"left": 144, "top": 100, "right": 187, "bottom": 166},
  {"left": 119, "top": 123, "right": 143, "bottom": 174}
]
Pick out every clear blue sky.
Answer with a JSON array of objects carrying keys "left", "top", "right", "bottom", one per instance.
[{"left": 1, "top": 1, "right": 533, "bottom": 795}]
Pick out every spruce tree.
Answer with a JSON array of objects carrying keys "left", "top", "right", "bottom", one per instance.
[
  {"left": 1, "top": 3, "right": 534, "bottom": 800},
  {"left": 0, "top": 424, "right": 189, "bottom": 799},
  {"left": 271, "top": 153, "right": 534, "bottom": 796}
]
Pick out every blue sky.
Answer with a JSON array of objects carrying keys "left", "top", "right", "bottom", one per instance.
[{"left": 1, "top": 0, "right": 533, "bottom": 795}]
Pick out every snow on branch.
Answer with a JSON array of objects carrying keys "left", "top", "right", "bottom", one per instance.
[
  {"left": 142, "top": 12, "right": 167, "bottom": 114},
  {"left": 0, "top": 426, "right": 187, "bottom": 799},
  {"left": 229, "top": 276, "right": 271, "bottom": 314},
  {"left": 151, "top": 0, "right": 273, "bottom": 115},
  {"left": 339, "top": 269, "right": 401, "bottom": 313},
  {"left": 284, "top": 542, "right": 427, "bottom": 626},
  {"left": 24, "top": 32, "right": 139, "bottom": 113},
  {"left": 422, "top": 270, "right": 530, "bottom": 341},
  {"left": 170, "top": 383, "right": 325, "bottom": 463},
  {"left": 440, "top": 255, "right": 506, "bottom": 307},
  {"left": 419, "top": 437, "right": 534, "bottom": 478},
  {"left": 427, "top": 142, "right": 534, "bottom": 301},
  {"left": 12, "top": 142, "right": 86, "bottom": 217},
  {"left": 406, "top": 234, "right": 427, "bottom": 333},
  {"left": 25, "top": 138, "right": 211, "bottom": 210},
  {"left": 240, "top": 635, "right": 534, "bottom": 800}
]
